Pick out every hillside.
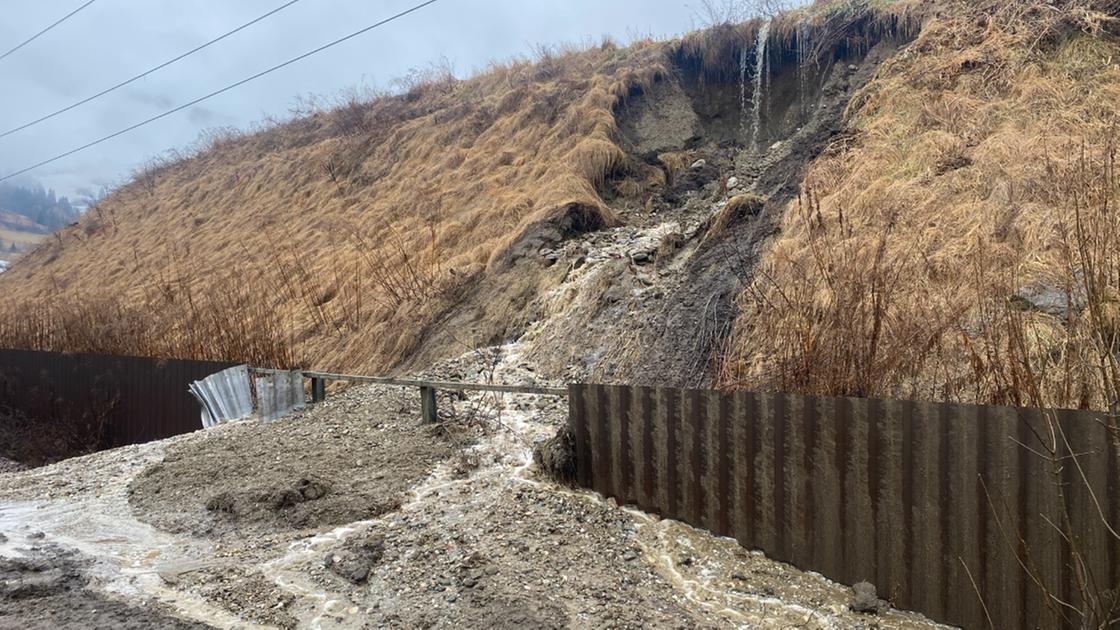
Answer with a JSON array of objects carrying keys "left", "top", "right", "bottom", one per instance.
[
  {"left": 0, "top": 212, "right": 46, "bottom": 262},
  {"left": 2, "top": 0, "right": 1119, "bottom": 411},
  {"left": 0, "top": 182, "right": 78, "bottom": 268}
]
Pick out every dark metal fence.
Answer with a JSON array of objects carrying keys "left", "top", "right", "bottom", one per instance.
[
  {"left": 0, "top": 348, "right": 237, "bottom": 448},
  {"left": 569, "top": 384, "right": 1120, "bottom": 630}
]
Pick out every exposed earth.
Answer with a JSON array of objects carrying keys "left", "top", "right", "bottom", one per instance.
[
  {"left": 0, "top": 345, "right": 949, "bottom": 629},
  {"left": 0, "top": 40, "right": 954, "bottom": 628}
]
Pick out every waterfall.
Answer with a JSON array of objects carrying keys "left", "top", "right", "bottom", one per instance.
[
  {"left": 750, "top": 19, "right": 771, "bottom": 153},
  {"left": 738, "top": 46, "right": 750, "bottom": 139}
]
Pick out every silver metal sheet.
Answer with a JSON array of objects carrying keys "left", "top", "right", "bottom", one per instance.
[{"left": 188, "top": 365, "right": 253, "bottom": 428}]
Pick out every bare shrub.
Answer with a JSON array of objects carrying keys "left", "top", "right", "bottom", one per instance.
[
  {"left": 694, "top": 0, "right": 803, "bottom": 26},
  {"left": 0, "top": 272, "right": 297, "bottom": 369},
  {"left": 0, "top": 381, "right": 114, "bottom": 467},
  {"left": 348, "top": 221, "right": 445, "bottom": 314},
  {"left": 391, "top": 56, "right": 457, "bottom": 101},
  {"left": 327, "top": 85, "right": 382, "bottom": 136}
]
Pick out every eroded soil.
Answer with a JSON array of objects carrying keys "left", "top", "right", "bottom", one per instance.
[{"left": 128, "top": 386, "right": 474, "bottom": 540}]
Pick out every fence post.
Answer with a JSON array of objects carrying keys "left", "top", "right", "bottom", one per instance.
[
  {"left": 311, "top": 377, "right": 326, "bottom": 403},
  {"left": 420, "top": 385, "right": 437, "bottom": 423}
]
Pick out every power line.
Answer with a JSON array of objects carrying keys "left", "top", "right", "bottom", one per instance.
[
  {"left": 0, "top": 0, "right": 443, "bottom": 183},
  {"left": 0, "top": 0, "right": 305, "bottom": 140},
  {"left": 0, "top": 0, "right": 97, "bottom": 63}
]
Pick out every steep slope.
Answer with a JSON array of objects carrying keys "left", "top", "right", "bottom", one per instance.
[
  {"left": 0, "top": 0, "right": 919, "bottom": 376},
  {"left": 720, "top": 0, "right": 1120, "bottom": 410},
  {"left": 0, "top": 35, "right": 667, "bottom": 368},
  {"left": 5, "top": 0, "right": 1117, "bottom": 412}
]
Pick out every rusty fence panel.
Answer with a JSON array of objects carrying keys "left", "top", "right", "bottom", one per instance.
[
  {"left": 569, "top": 383, "right": 1119, "bottom": 630},
  {"left": 0, "top": 348, "right": 238, "bottom": 448}
]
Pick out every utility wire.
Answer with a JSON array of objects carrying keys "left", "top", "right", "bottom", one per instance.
[
  {"left": 0, "top": 0, "right": 305, "bottom": 140},
  {"left": 0, "top": 0, "right": 97, "bottom": 63},
  {"left": 0, "top": 0, "right": 443, "bottom": 183}
]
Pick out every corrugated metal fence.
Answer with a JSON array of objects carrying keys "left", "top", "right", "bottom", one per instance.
[
  {"left": 0, "top": 348, "right": 238, "bottom": 447},
  {"left": 569, "top": 384, "right": 1120, "bottom": 630}
]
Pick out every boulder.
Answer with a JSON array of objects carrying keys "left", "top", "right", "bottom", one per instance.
[
  {"left": 850, "top": 581, "right": 888, "bottom": 614},
  {"left": 1011, "top": 283, "right": 1085, "bottom": 319},
  {"left": 533, "top": 427, "right": 576, "bottom": 485},
  {"left": 324, "top": 533, "right": 386, "bottom": 585}
]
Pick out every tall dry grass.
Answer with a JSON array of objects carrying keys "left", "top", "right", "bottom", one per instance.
[
  {"left": 714, "top": 7, "right": 1120, "bottom": 620},
  {"left": 720, "top": 0, "right": 1120, "bottom": 411},
  {"left": 0, "top": 36, "right": 672, "bottom": 371},
  {"left": 0, "top": 271, "right": 297, "bottom": 368},
  {"left": 0, "top": 0, "right": 922, "bottom": 373}
]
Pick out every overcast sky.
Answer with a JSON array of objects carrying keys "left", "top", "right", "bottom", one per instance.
[{"left": 0, "top": 0, "right": 720, "bottom": 202}]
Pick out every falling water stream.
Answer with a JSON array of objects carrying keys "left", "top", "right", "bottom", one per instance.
[
  {"left": 738, "top": 46, "right": 750, "bottom": 139},
  {"left": 750, "top": 19, "right": 772, "bottom": 152}
]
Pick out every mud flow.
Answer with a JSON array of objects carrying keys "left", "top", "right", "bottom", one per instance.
[
  {"left": 1, "top": 344, "right": 946, "bottom": 629},
  {"left": 0, "top": 15, "right": 946, "bottom": 630}
]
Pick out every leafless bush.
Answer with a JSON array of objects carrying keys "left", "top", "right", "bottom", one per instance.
[
  {"left": 693, "top": 0, "right": 803, "bottom": 26},
  {"left": 327, "top": 85, "right": 383, "bottom": 136},
  {"left": 320, "top": 139, "right": 370, "bottom": 192},
  {"left": 0, "top": 388, "right": 114, "bottom": 467},
  {"left": 349, "top": 222, "right": 444, "bottom": 314},
  {"left": 963, "top": 135, "right": 1120, "bottom": 627},
  {"left": 130, "top": 156, "right": 176, "bottom": 197},
  {"left": 391, "top": 56, "right": 457, "bottom": 101}
]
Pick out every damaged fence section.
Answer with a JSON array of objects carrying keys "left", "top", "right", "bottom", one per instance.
[
  {"left": 254, "top": 369, "right": 306, "bottom": 422},
  {"left": 568, "top": 383, "right": 1120, "bottom": 630},
  {"left": 190, "top": 367, "right": 307, "bottom": 426},
  {"left": 188, "top": 365, "right": 254, "bottom": 428}
]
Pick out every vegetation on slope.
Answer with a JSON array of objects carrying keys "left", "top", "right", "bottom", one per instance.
[
  {"left": 0, "top": 36, "right": 671, "bottom": 368},
  {"left": 0, "top": 0, "right": 913, "bottom": 372},
  {"left": 719, "top": 0, "right": 1120, "bottom": 411},
  {"left": 7, "top": 0, "right": 1118, "bottom": 414}
]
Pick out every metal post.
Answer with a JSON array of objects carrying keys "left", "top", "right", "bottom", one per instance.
[
  {"left": 420, "top": 385, "right": 437, "bottom": 423},
  {"left": 311, "top": 377, "right": 326, "bottom": 403}
]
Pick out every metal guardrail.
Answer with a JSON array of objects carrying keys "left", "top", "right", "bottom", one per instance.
[{"left": 248, "top": 367, "right": 567, "bottom": 423}]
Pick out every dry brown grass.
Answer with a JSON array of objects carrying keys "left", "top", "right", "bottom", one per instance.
[
  {"left": 0, "top": 38, "right": 673, "bottom": 371},
  {"left": 719, "top": 0, "right": 1120, "bottom": 410},
  {"left": 1, "top": 0, "right": 910, "bottom": 371}
]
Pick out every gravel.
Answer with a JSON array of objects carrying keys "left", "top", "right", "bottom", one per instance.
[
  {"left": 0, "top": 459, "right": 24, "bottom": 476},
  {"left": 128, "top": 385, "right": 474, "bottom": 540},
  {"left": 0, "top": 346, "right": 951, "bottom": 629}
]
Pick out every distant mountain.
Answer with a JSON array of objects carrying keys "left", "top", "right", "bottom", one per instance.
[{"left": 0, "top": 182, "right": 79, "bottom": 234}]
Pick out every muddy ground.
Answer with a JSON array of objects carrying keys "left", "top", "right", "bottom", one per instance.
[
  {"left": 0, "top": 347, "right": 950, "bottom": 629},
  {"left": 0, "top": 545, "right": 213, "bottom": 630},
  {"left": 128, "top": 386, "right": 474, "bottom": 539}
]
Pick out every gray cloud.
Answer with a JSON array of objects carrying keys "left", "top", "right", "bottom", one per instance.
[{"left": 0, "top": 0, "right": 713, "bottom": 199}]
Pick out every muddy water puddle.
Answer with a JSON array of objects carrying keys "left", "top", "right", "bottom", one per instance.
[{"left": 0, "top": 455, "right": 272, "bottom": 629}]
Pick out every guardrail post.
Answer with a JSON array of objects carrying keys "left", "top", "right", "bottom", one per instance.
[
  {"left": 420, "top": 385, "right": 437, "bottom": 423},
  {"left": 311, "top": 377, "right": 326, "bottom": 403}
]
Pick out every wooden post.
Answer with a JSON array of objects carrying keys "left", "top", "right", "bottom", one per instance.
[
  {"left": 420, "top": 385, "right": 437, "bottom": 423},
  {"left": 311, "top": 377, "right": 326, "bottom": 403}
]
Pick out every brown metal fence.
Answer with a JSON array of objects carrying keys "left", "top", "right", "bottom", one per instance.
[
  {"left": 0, "top": 348, "right": 238, "bottom": 448},
  {"left": 569, "top": 384, "right": 1120, "bottom": 630}
]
